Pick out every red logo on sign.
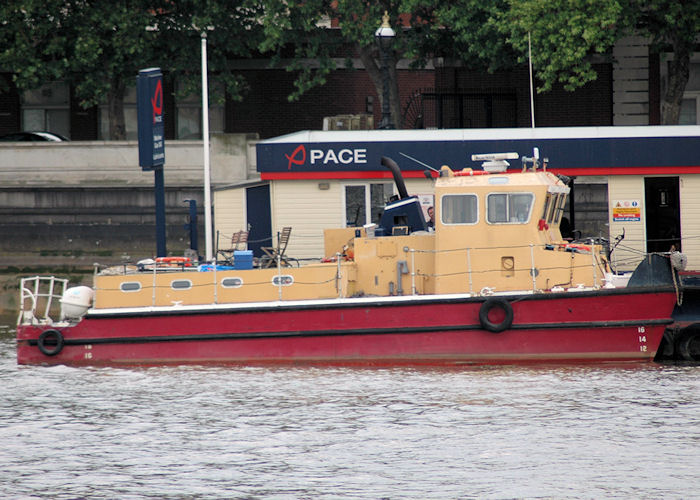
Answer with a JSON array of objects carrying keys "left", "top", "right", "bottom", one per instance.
[
  {"left": 151, "top": 79, "right": 163, "bottom": 124},
  {"left": 285, "top": 144, "right": 306, "bottom": 170}
]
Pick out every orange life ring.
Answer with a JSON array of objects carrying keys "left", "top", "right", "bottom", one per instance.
[{"left": 155, "top": 257, "right": 193, "bottom": 267}]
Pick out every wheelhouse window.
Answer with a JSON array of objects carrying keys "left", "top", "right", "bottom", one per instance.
[
  {"left": 441, "top": 194, "right": 478, "bottom": 224},
  {"left": 543, "top": 192, "right": 566, "bottom": 225},
  {"left": 553, "top": 193, "right": 567, "bottom": 224},
  {"left": 487, "top": 192, "right": 534, "bottom": 224}
]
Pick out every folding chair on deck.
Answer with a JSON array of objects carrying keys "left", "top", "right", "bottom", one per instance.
[
  {"left": 260, "top": 227, "right": 294, "bottom": 268},
  {"left": 216, "top": 230, "right": 249, "bottom": 264}
]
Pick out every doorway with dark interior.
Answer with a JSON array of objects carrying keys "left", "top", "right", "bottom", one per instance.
[
  {"left": 246, "top": 184, "right": 272, "bottom": 258},
  {"left": 644, "top": 177, "right": 681, "bottom": 253}
]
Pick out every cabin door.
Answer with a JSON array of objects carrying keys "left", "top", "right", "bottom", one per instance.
[
  {"left": 644, "top": 177, "right": 681, "bottom": 252},
  {"left": 246, "top": 184, "right": 271, "bottom": 258}
]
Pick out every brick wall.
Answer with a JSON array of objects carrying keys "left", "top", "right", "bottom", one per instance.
[
  {"left": 2, "top": 62, "right": 614, "bottom": 140},
  {"left": 535, "top": 64, "right": 613, "bottom": 127},
  {"left": 226, "top": 69, "right": 435, "bottom": 138},
  {"left": 434, "top": 63, "right": 612, "bottom": 128}
]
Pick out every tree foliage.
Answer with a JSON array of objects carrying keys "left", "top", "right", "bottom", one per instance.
[
  {"left": 632, "top": 0, "right": 700, "bottom": 124},
  {"left": 1, "top": 0, "right": 697, "bottom": 135},
  {"left": 402, "top": 0, "right": 513, "bottom": 72},
  {"left": 258, "top": 0, "right": 438, "bottom": 129},
  {"left": 501, "top": 0, "right": 626, "bottom": 92},
  {"left": 0, "top": 1, "right": 265, "bottom": 139},
  {"left": 433, "top": 0, "right": 699, "bottom": 124},
  {"left": 0, "top": 0, "right": 72, "bottom": 91}
]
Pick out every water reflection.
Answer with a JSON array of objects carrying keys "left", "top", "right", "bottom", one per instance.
[{"left": 1, "top": 337, "right": 698, "bottom": 499}]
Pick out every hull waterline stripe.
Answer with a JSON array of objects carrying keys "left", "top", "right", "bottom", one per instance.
[{"left": 26, "top": 318, "right": 673, "bottom": 347}]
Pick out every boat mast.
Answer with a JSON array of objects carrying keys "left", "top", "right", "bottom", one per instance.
[
  {"left": 201, "top": 31, "right": 213, "bottom": 261},
  {"left": 528, "top": 32, "right": 535, "bottom": 128}
]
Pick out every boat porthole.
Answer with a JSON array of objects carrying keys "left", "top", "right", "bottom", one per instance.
[
  {"left": 171, "top": 280, "right": 192, "bottom": 290},
  {"left": 37, "top": 329, "right": 64, "bottom": 356},
  {"left": 272, "top": 275, "right": 294, "bottom": 286},
  {"left": 120, "top": 282, "right": 142, "bottom": 292},
  {"left": 478, "top": 298, "right": 514, "bottom": 333},
  {"left": 221, "top": 277, "right": 243, "bottom": 288}
]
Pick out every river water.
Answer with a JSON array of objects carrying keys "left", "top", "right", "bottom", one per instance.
[{"left": 1, "top": 329, "right": 698, "bottom": 499}]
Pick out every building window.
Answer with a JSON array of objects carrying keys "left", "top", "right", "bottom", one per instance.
[
  {"left": 99, "top": 85, "right": 138, "bottom": 140},
  {"left": 664, "top": 60, "right": 700, "bottom": 125},
  {"left": 98, "top": 81, "right": 225, "bottom": 140},
  {"left": 344, "top": 183, "right": 393, "bottom": 227},
  {"left": 21, "top": 82, "right": 70, "bottom": 138},
  {"left": 175, "top": 82, "right": 224, "bottom": 139},
  {"left": 679, "top": 95, "right": 700, "bottom": 125}
]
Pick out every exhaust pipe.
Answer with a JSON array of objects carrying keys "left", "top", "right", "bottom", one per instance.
[{"left": 381, "top": 156, "right": 409, "bottom": 199}]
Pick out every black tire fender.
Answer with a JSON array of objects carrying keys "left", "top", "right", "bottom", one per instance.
[
  {"left": 479, "top": 298, "right": 514, "bottom": 333},
  {"left": 37, "top": 329, "right": 64, "bottom": 356},
  {"left": 674, "top": 328, "right": 700, "bottom": 362}
]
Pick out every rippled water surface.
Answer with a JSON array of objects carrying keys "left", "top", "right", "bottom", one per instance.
[{"left": 1, "top": 333, "right": 698, "bottom": 499}]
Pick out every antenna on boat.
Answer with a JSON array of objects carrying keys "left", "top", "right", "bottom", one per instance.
[
  {"left": 471, "top": 152, "right": 518, "bottom": 173},
  {"left": 399, "top": 152, "right": 441, "bottom": 176},
  {"left": 521, "top": 147, "right": 547, "bottom": 172},
  {"left": 528, "top": 32, "right": 536, "bottom": 128}
]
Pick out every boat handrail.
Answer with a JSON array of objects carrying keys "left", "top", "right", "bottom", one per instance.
[
  {"left": 88, "top": 241, "right": 677, "bottom": 308},
  {"left": 18, "top": 276, "right": 69, "bottom": 326}
]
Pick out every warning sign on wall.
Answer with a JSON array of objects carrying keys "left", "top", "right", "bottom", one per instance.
[{"left": 612, "top": 200, "right": 641, "bottom": 221}]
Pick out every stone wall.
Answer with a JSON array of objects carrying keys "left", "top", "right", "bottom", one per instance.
[{"left": 0, "top": 134, "right": 258, "bottom": 268}]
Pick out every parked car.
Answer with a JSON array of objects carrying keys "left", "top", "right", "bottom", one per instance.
[{"left": 0, "top": 131, "right": 69, "bottom": 142}]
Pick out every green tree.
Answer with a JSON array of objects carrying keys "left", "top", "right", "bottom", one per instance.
[
  {"left": 502, "top": 0, "right": 625, "bottom": 92},
  {"left": 264, "top": 0, "right": 697, "bottom": 127},
  {"left": 633, "top": 0, "right": 700, "bottom": 124},
  {"left": 0, "top": 1, "right": 264, "bottom": 139},
  {"left": 259, "top": 0, "right": 430, "bottom": 129},
  {"left": 403, "top": 0, "right": 514, "bottom": 73},
  {"left": 155, "top": 1, "right": 266, "bottom": 113},
  {"left": 0, "top": 1, "right": 71, "bottom": 95},
  {"left": 444, "top": 0, "right": 698, "bottom": 124}
]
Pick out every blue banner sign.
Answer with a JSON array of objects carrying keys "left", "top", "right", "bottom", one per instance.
[
  {"left": 256, "top": 127, "right": 700, "bottom": 178},
  {"left": 137, "top": 68, "right": 165, "bottom": 170}
]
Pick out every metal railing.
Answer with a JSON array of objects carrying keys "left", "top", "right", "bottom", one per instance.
[{"left": 18, "top": 276, "right": 69, "bottom": 325}]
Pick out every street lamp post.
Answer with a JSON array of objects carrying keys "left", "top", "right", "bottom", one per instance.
[{"left": 375, "top": 11, "right": 395, "bottom": 129}]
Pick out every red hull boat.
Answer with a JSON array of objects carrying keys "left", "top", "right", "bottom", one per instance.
[{"left": 16, "top": 150, "right": 682, "bottom": 366}]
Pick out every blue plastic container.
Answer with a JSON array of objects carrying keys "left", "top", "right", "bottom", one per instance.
[{"left": 233, "top": 250, "right": 254, "bottom": 270}]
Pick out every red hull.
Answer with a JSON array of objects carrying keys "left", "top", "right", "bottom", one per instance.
[{"left": 17, "top": 289, "right": 675, "bottom": 366}]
